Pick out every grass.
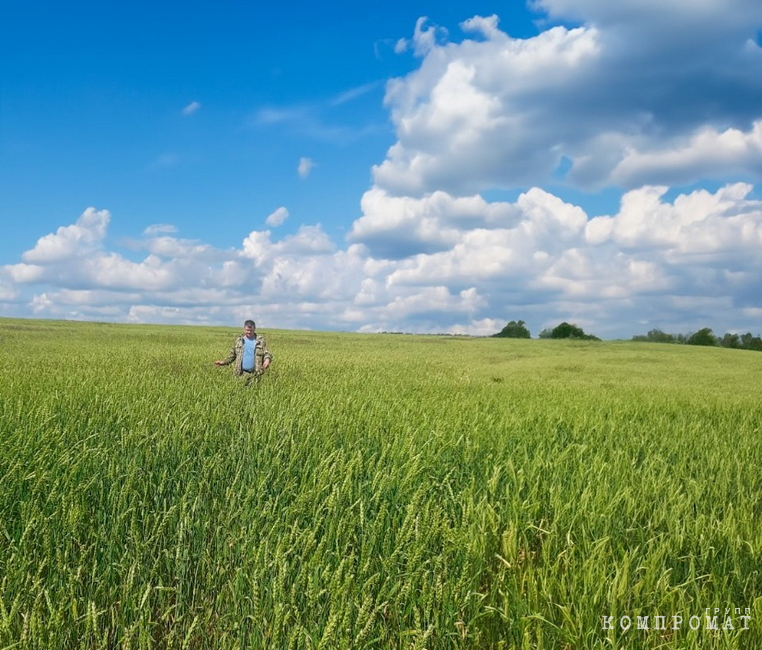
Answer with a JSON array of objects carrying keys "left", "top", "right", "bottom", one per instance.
[{"left": 1, "top": 318, "right": 761, "bottom": 648}]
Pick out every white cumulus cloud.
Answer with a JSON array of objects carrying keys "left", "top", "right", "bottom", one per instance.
[
  {"left": 266, "top": 207, "right": 289, "bottom": 227},
  {"left": 297, "top": 157, "right": 315, "bottom": 179},
  {"left": 182, "top": 101, "right": 201, "bottom": 116},
  {"left": 2, "top": 181, "right": 762, "bottom": 338},
  {"left": 144, "top": 224, "right": 178, "bottom": 235},
  {"left": 22, "top": 208, "right": 109, "bottom": 263},
  {"left": 375, "top": 5, "right": 762, "bottom": 195}
]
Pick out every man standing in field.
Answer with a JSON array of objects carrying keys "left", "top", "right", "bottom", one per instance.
[{"left": 214, "top": 320, "right": 273, "bottom": 383}]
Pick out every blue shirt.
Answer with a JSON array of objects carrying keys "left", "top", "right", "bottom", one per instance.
[{"left": 242, "top": 336, "right": 256, "bottom": 371}]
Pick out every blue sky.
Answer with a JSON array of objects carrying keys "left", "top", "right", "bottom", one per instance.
[{"left": 2, "top": 0, "right": 762, "bottom": 338}]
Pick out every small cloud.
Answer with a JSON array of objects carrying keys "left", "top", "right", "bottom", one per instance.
[
  {"left": 144, "top": 224, "right": 178, "bottom": 236},
  {"left": 298, "top": 157, "right": 315, "bottom": 179},
  {"left": 412, "top": 17, "right": 448, "bottom": 56},
  {"left": 461, "top": 14, "right": 500, "bottom": 40},
  {"left": 253, "top": 106, "right": 307, "bottom": 126},
  {"left": 182, "top": 101, "right": 201, "bottom": 116},
  {"left": 31, "top": 293, "right": 53, "bottom": 314},
  {"left": 330, "top": 81, "right": 382, "bottom": 106},
  {"left": 394, "top": 38, "right": 409, "bottom": 54},
  {"left": 266, "top": 207, "right": 289, "bottom": 227}
]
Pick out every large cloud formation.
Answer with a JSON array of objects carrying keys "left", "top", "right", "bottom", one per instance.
[
  {"left": 372, "top": 3, "right": 762, "bottom": 195},
  {"left": 2, "top": 1, "right": 762, "bottom": 338}
]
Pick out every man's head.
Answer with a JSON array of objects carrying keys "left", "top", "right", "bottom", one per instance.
[{"left": 243, "top": 320, "right": 256, "bottom": 339}]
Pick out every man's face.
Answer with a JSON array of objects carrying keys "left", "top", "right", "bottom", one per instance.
[{"left": 244, "top": 324, "right": 256, "bottom": 339}]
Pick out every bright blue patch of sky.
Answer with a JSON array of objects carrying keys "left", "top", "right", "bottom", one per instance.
[
  {"left": 0, "top": 0, "right": 546, "bottom": 261},
  {"left": 552, "top": 156, "right": 573, "bottom": 181}
]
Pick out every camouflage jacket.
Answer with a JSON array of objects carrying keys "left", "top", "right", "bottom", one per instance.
[{"left": 220, "top": 334, "right": 273, "bottom": 376}]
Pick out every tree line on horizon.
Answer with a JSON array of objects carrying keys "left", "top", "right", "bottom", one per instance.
[
  {"left": 492, "top": 320, "right": 599, "bottom": 341},
  {"left": 493, "top": 321, "right": 762, "bottom": 351},
  {"left": 631, "top": 327, "right": 762, "bottom": 351}
]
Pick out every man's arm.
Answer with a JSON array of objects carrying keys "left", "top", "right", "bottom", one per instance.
[
  {"left": 214, "top": 340, "right": 238, "bottom": 366},
  {"left": 259, "top": 336, "right": 273, "bottom": 370}
]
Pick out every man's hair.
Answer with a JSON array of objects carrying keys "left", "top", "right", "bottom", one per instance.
[{"left": 244, "top": 319, "right": 256, "bottom": 328}]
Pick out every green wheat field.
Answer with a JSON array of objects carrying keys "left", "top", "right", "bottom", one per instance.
[{"left": 1, "top": 318, "right": 761, "bottom": 649}]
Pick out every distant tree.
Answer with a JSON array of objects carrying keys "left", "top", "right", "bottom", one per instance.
[
  {"left": 719, "top": 332, "right": 741, "bottom": 349},
  {"left": 538, "top": 328, "right": 553, "bottom": 339},
  {"left": 547, "top": 322, "right": 600, "bottom": 341},
  {"left": 740, "top": 332, "right": 762, "bottom": 351},
  {"left": 687, "top": 327, "right": 717, "bottom": 347},
  {"left": 634, "top": 328, "right": 762, "bottom": 351},
  {"left": 632, "top": 328, "right": 678, "bottom": 343},
  {"left": 551, "top": 322, "right": 585, "bottom": 339},
  {"left": 648, "top": 329, "right": 677, "bottom": 343},
  {"left": 493, "top": 320, "right": 531, "bottom": 338}
]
